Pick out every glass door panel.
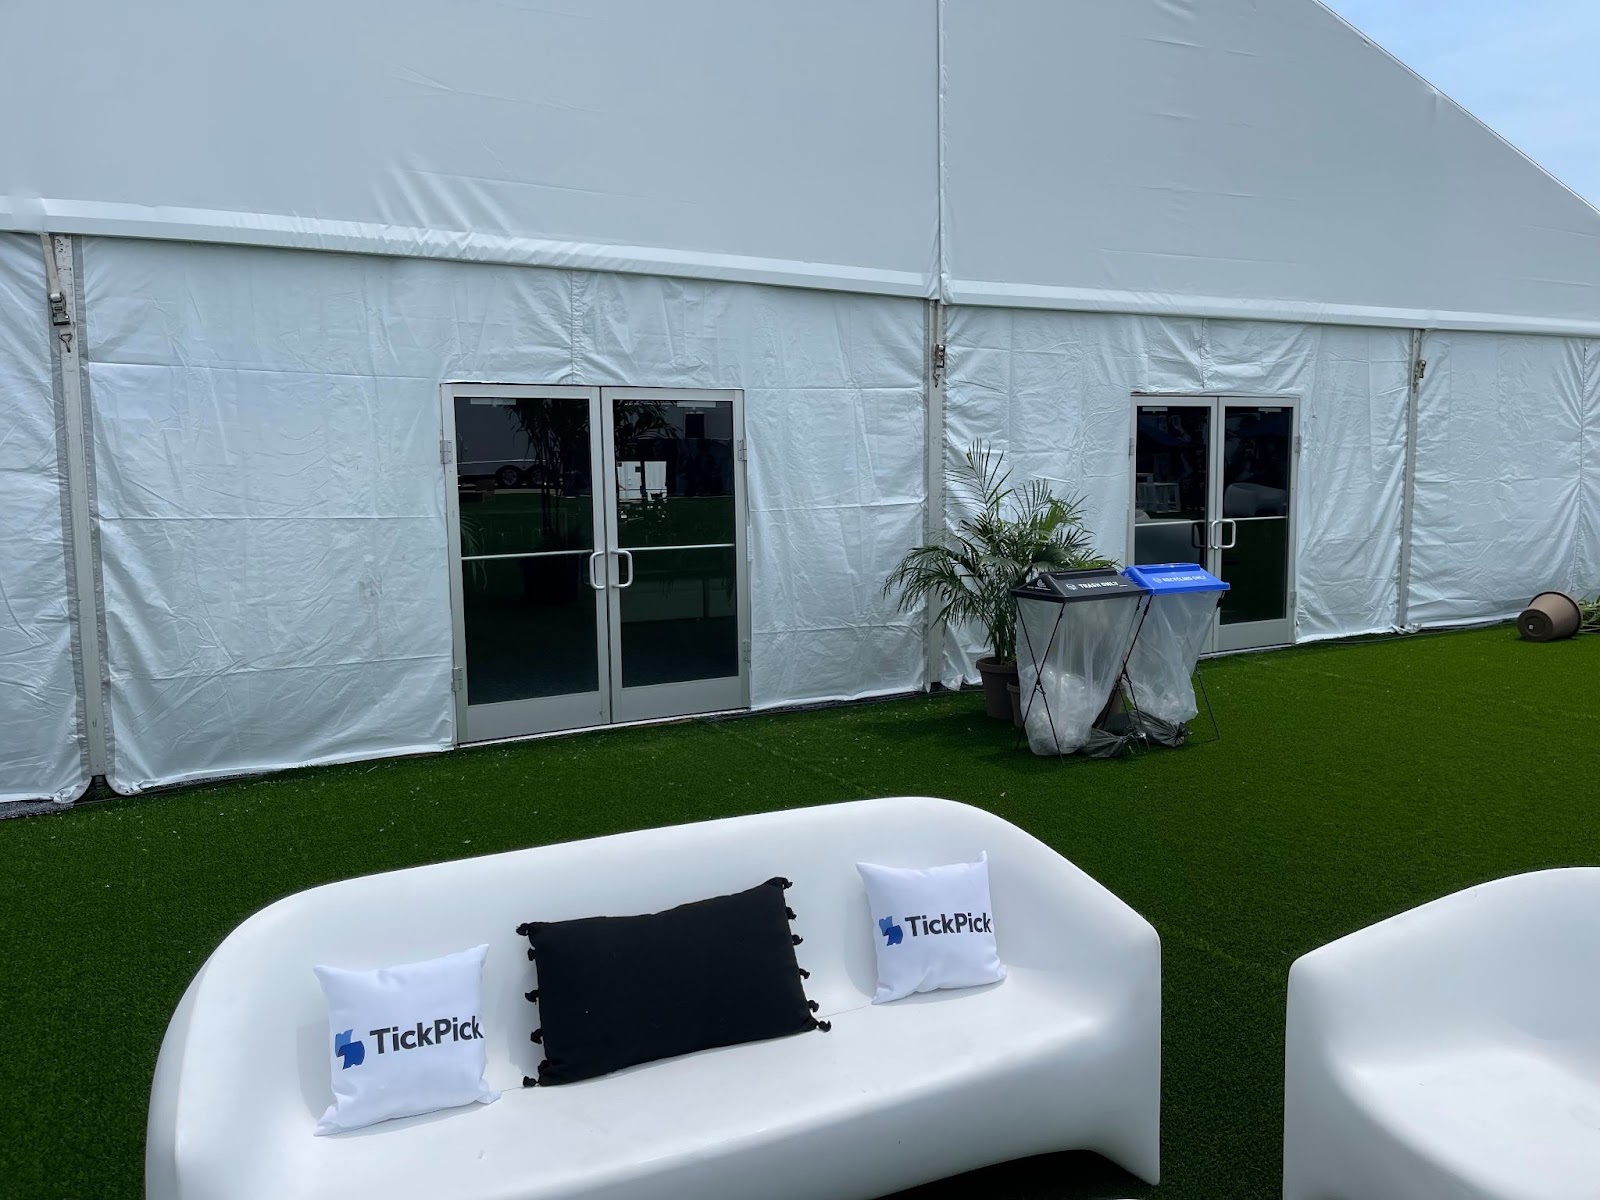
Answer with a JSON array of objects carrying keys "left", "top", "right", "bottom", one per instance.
[
  {"left": 1133, "top": 403, "right": 1212, "bottom": 568},
  {"left": 449, "top": 389, "right": 609, "bottom": 741},
  {"left": 1215, "top": 403, "right": 1295, "bottom": 649},
  {"left": 619, "top": 546, "right": 740, "bottom": 687},
  {"left": 461, "top": 556, "right": 600, "bottom": 703},
  {"left": 602, "top": 389, "right": 747, "bottom": 723}
]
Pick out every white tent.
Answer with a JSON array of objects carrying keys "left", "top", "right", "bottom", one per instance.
[{"left": 3, "top": 0, "right": 1597, "bottom": 805}]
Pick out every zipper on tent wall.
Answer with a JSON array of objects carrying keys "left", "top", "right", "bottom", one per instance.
[
  {"left": 1395, "top": 329, "right": 1427, "bottom": 631},
  {"left": 922, "top": 299, "right": 948, "bottom": 690},
  {"left": 40, "top": 233, "right": 111, "bottom": 781}
]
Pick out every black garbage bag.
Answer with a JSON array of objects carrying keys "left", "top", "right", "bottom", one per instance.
[{"left": 1131, "top": 712, "right": 1189, "bottom": 748}]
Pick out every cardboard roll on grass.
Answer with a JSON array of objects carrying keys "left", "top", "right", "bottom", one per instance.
[{"left": 1518, "top": 591, "right": 1581, "bottom": 642}]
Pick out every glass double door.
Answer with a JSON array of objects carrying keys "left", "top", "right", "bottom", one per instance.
[
  {"left": 1131, "top": 397, "right": 1298, "bottom": 652},
  {"left": 445, "top": 385, "right": 748, "bottom": 742}
]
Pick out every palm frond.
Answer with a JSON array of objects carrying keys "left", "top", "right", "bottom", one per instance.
[{"left": 884, "top": 441, "right": 1113, "bottom": 662}]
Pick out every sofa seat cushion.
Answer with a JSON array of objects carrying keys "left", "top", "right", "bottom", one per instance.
[
  {"left": 1342, "top": 1044, "right": 1600, "bottom": 1200},
  {"left": 224, "top": 967, "right": 1108, "bottom": 1200}
]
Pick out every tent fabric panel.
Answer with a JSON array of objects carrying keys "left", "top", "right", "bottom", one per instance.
[
  {"left": 4, "top": 0, "right": 936, "bottom": 298},
  {"left": 0, "top": 233, "right": 88, "bottom": 805},
  {"left": 1407, "top": 333, "right": 1589, "bottom": 627},
  {"left": 569, "top": 272, "right": 929, "bottom": 708},
  {"left": 940, "top": 307, "right": 1409, "bottom": 686},
  {"left": 82, "top": 238, "right": 928, "bottom": 790},
  {"left": 940, "top": 0, "right": 1600, "bottom": 335},
  {"left": 83, "top": 357, "right": 455, "bottom": 794},
  {"left": 1581, "top": 342, "right": 1600, "bottom": 604},
  {"left": 1201, "top": 320, "right": 1411, "bottom": 644}
]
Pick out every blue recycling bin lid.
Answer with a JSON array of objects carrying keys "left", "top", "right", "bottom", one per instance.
[{"left": 1122, "top": 563, "right": 1229, "bottom": 594}]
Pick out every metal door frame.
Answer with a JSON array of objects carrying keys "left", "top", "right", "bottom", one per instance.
[
  {"left": 1128, "top": 394, "right": 1300, "bottom": 653},
  {"left": 442, "top": 383, "right": 610, "bottom": 743},
  {"left": 599, "top": 386, "right": 751, "bottom": 723}
]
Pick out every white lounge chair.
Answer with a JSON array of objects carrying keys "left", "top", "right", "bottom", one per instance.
[
  {"left": 1284, "top": 868, "right": 1600, "bottom": 1200},
  {"left": 148, "top": 795, "right": 1161, "bottom": 1200}
]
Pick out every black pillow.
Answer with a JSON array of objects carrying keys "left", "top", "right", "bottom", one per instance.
[{"left": 516, "top": 877, "right": 825, "bottom": 1086}]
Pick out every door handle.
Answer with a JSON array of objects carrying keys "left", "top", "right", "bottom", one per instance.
[
  {"left": 613, "top": 549, "right": 634, "bottom": 589},
  {"left": 1219, "top": 519, "right": 1238, "bottom": 549},
  {"left": 587, "top": 550, "right": 605, "bottom": 590}
]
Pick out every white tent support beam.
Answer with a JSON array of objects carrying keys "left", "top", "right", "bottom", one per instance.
[
  {"left": 923, "top": 298, "right": 947, "bottom": 690},
  {"left": 40, "top": 232, "right": 109, "bottom": 779},
  {"left": 1395, "top": 327, "right": 1427, "bottom": 631},
  {"left": 934, "top": 0, "right": 949, "bottom": 303}
]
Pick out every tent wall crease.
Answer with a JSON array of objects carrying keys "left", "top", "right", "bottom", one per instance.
[
  {"left": 0, "top": 234, "right": 89, "bottom": 805},
  {"left": 81, "top": 238, "right": 927, "bottom": 793}
]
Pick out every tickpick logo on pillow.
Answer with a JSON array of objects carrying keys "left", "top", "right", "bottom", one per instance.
[
  {"left": 334, "top": 1029, "right": 365, "bottom": 1069},
  {"left": 882, "top": 912, "right": 992, "bottom": 944}
]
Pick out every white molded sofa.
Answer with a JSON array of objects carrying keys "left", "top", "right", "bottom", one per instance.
[
  {"left": 149, "top": 796, "right": 1160, "bottom": 1200},
  {"left": 1284, "top": 868, "right": 1600, "bottom": 1200}
]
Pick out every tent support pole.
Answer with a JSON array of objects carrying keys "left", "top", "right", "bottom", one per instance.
[
  {"left": 40, "top": 233, "right": 110, "bottom": 780},
  {"left": 1395, "top": 328, "right": 1425, "bottom": 630},
  {"left": 923, "top": 0, "right": 950, "bottom": 692},
  {"left": 923, "top": 298, "right": 947, "bottom": 690}
]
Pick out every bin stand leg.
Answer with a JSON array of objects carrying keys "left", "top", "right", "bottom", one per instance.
[
  {"left": 1014, "top": 604, "right": 1069, "bottom": 758},
  {"left": 1118, "top": 667, "right": 1148, "bottom": 758},
  {"left": 1194, "top": 663, "right": 1221, "bottom": 744},
  {"left": 1110, "top": 596, "right": 1153, "bottom": 756}
]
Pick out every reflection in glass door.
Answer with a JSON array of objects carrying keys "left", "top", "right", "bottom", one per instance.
[
  {"left": 1216, "top": 403, "right": 1295, "bottom": 650},
  {"left": 1131, "top": 397, "right": 1298, "bottom": 652},
  {"left": 601, "top": 388, "right": 747, "bottom": 723},
  {"left": 1131, "top": 401, "right": 1213, "bottom": 571},
  {"left": 444, "top": 384, "right": 749, "bottom": 743},
  {"left": 446, "top": 386, "right": 608, "bottom": 742}
]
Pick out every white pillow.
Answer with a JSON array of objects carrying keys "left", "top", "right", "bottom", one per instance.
[
  {"left": 856, "top": 854, "right": 1007, "bottom": 1004},
  {"left": 313, "top": 944, "right": 499, "bottom": 1135}
]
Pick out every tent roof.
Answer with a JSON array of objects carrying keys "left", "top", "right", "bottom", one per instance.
[
  {"left": 940, "top": 0, "right": 1600, "bottom": 335},
  {"left": 5, "top": 0, "right": 1598, "bottom": 334}
]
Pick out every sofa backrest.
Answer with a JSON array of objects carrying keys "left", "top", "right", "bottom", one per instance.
[
  {"left": 1291, "top": 867, "right": 1600, "bottom": 1053},
  {"left": 166, "top": 796, "right": 1153, "bottom": 1135}
]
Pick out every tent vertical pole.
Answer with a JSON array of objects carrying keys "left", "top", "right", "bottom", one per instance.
[
  {"left": 923, "top": 0, "right": 951, "bottom": 692},
  {"left": 934, "top": 0, "right": 949, "bottom": 302},
  {"left": 923, "top": 298, "right": 947, "bottom": 691},
  {"left": 41, "top": 233, "right": 110, "bottom": 780},
  {"left": 1396, "top": 328, "right": 1425, "bottom": 630}
]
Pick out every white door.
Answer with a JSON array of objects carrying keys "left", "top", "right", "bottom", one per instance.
[
  {"left": 1129, "top": 397, "right": 1299, "bottom": 652},
  {"left": 443, "top": 384, "right": 749, "bottom": 742}
]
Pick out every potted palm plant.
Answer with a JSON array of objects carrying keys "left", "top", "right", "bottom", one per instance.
[{"left": 884, "top": 443, "right": 1112, "bottom": 719}]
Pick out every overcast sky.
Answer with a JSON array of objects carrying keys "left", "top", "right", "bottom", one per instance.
[{"left": 1324, "top": 0, "right": 1600, "bottom": 209}]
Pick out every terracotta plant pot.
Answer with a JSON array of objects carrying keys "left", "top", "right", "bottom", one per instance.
[
  {"left": 1006, "top": 681, "right": 1025, "bottom": 730},
  {"left": 1518, "top": 591, "right": 1582, "bottom": 642},
  {"left": 976, "top": 657, "right": 1019, "bottom": 721}
]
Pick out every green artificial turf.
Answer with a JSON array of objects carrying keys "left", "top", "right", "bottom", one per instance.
[{"left": 3, "top": 625, "right": 1596, "bottom": 1199}]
